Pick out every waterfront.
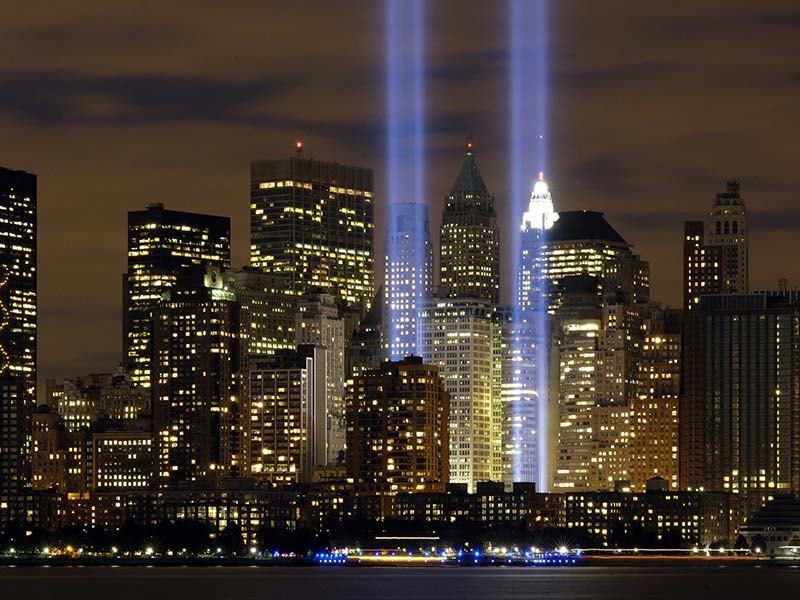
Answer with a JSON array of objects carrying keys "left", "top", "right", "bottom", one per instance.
[{"left": 0, "top": 565, "right": 798, "bottom": 600}]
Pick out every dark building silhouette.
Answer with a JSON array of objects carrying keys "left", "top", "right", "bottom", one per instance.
[
  {"left": 0, "top": 167, "right": 36, "bottom": 500},
  {"left": 680, "top": 292, "right": 800, "bottom": 515}
]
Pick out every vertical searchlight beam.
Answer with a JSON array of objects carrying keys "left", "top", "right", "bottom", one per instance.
[
  {"left": 509, "top": 0, "right": 554, "bottom": 491},
  {"left": 385, "top": 0, "right": 432, "bottom": 361}
]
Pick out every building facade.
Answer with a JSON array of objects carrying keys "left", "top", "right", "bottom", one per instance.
[
  {"left": 683, "top": 181, "right": 749, "bottom": 311},
  {"left": 439, "top": 142, "right": 500, "bottom": 304},
  {"left": 385, "top": 202, "right": 433, "bottom": 360},
  {"left": 151, "top": 268, "right": 249, "bottom": 489},
  {"left": 347, "top": 357, "right": 449, "bottom": 495},
  {"left": 250, "top": 154, "right": 375, "bottom": 316},
  {"left": 125, "top": 203, "right": 230, "bottom": 388},
  {"left": 224, "top": 268, "right": 295, "bottom": 356},
  {"left": 681, "top": 292, "right": 800, "bottom": 514},
  {"left": 420, "top": 297, "right": 496, "bottom": 491},
  {"left": 249, "top": 346, "right": 327, "bottom": 485}
]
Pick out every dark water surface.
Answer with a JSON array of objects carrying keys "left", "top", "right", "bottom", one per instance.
[{"left": 0, "top": 565, "right": 797, "bottom": 599}]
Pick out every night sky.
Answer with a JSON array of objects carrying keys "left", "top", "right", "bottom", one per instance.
[{"left": 1, "top": 1, "right": 798, "bottom": 393}]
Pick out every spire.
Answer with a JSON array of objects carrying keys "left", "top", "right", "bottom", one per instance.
[
  {"left": 449, "top": 136, "right": 489, "bottom": 197},
  {"left": 521, "top": 172, "right": 558, "bottom": 231}
]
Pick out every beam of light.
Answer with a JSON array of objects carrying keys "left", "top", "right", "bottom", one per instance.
[
  {"left": 385, "top": 0, "right": 431, "bottom": 361},
  {"left": 509, "top": 0, "right": 551, "bottom": 491}
]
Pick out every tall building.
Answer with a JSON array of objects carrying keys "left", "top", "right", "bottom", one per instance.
[
  {"left": 0, "top": 167, "right": 36, "bottom": 400},
  {"left": 681, "top": 292, "right": 800, "bottom": 513},
  {"left": 420, "top": 297, "right": 496, "bottom": 492},
  {"left": 630, "top": 306, "right": 681, "bottom": 491},
  {"left": 540, "top": 210, "right": 650, "bottom": 313},
  {"left": 152, "top": 267, "right": 249, "bottom": 489},
  {"left": 553, "top": 276, "right": 647, "bottom": 492},
  {"left": 439, "top": 140, "right": 500, "bottom": 303},
  {"left": 707, "top": 181, "right": 748, "bottom": 294},
  {"left": 125, "top": 203, "right": 230, "bottom": 388},
  {"left": 0, "top": 379, "right": 25, "bottom": 498},
  {"left": 496, "top": 308, "right": 557, "bottom": 489},
  {"left": 250, "top": 152, "right": 375, "bottom": 316},
  {"left": 385, "top": 202, "right": 433, "bottom": 359},
  {"left": 295, "top": 292, "right": 346, "bottom": 464},
  {"left": 683, "top": 180, "right": 749, "bottom": 310},
  {"left": 224, "top": 268, "right": 295, "bottom": 356},
  {"left": 346, "top": 357, "right": 449, "bottom": 495},
  {"left": 249, "top": 346, "right": 327, "bottom": 485},
  {"left": 518, "top": 172, "right": 558, "bottom": 312}
]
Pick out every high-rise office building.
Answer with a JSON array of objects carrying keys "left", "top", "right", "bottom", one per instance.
[
  {"left": 295, "top": 292, "right": 346, "bottom": 464},
  {"left": 385, "top": 202, "right": 433, "bottom": 359},
  {"left": 125, "top": 203, "right": 230, "bottom": 388},
  {"left": 152, "top": 267, "right": 249, "bottom": 489},
  {"left": 681, "top": 292, "right": 800, "bottom": 513},
  {"left": 540, "top": 210, "right": 650, "bottom": 313},
  {"left": 420, "top": 297, "right": 497, "bottom": 492},
  {"left": 553, "top": 277, "right": 647, "bottom": 492},
  {"left": 707, "top": 181, "right": 748, "bottom": 294},
  {"left": 0, "top": 167, "right": 36, "bottom": 502},
  {"left": 249, "top": 346, "right": 327, "bottom": 485},
  {"left": 0, "top": 167, "right": 36, "bottom": 401},
  {"left": 630, "top": 306, "right": 681, "bottom": 491},
  {"left": 346, "top": 357, "right": 449, "bottom": 495},
  {"left": 439, "top": 141, "right": 500, "bottom": 304},
  {"left": 250, "top": 153, "right": 375, "bottom": 316},
  {"left": 518, "top": 172, "right": 558, "bottom": 312},
  {"left": 496, "top": 308, "right": 557, "bottom": 489},
  {"left": 0, "top": 379, "right": 25, "bottom": 500},
  {"left": 224, "top": 268, "right": 295, "bottom": 356},
  {"left": 683, "top": 181, "right": 749, "bottom": 310}
]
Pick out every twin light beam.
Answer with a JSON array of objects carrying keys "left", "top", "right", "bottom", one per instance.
[{"left": 385, "top": 0, "right": 552, "bottom": 489}]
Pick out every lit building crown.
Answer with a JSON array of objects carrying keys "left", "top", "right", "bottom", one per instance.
[{"left": 521, "top": 172, "right": 558, "bottom": 231}]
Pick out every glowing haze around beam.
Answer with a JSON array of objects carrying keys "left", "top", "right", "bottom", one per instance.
[
  {"left": 385, "top": 0, "right": 429, "bottom": 361},
  {"left": 510, "top": 0, "right": 552, "bottom": 491}
]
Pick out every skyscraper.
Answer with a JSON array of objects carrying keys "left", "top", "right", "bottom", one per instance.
[
  {"left": 683, "top": 181, "right": 749, "bottom": 310},
  {"left": 0, "top": 167, "right": 36, "bottom": 503},
  {"left": 0, "top": 167, "right": 36, "bottom": 400},
  {"left": 439, "top": 140, "right": 500, "bottom": 304},
  {"left": 539, "top": 210, "right": 650, "bottom": 313},
  {"left": 518, "top": 172, "right": 558, "bottom": 312},
  {"left": 680, "top": 292, "right": 800, "bottom": 513},
  {"left": 420, "top": 297, "right": 497, "bottom": 492},
  {"left": 347, "top": 357, "right": 449, "bottom": 495},
  {"left": 630, "top": 306, "right": 681, "bottom": 491},
  {"left": 385, "top": 202, "right": 433, "bottom": 359},
  {"left": 510, "top": 173, "right": 559, "bottom": 490},
  {"left": 250, "top": 152, "right": 375, "bottom": 316},
  {"left": 152, "top": 267, "right": 249, "bottom": 488},
  {"left": 125, "top": 203, "right": 230, "bottom": 388},
  {"left": 224, "top": 268, "right": 295, "bottom": 356},
  {"left": 249, "top": 346, "right": 327, "bottom": 485},
  {"left": 295, "top": 292, "right": 346, "bottom": 465}
]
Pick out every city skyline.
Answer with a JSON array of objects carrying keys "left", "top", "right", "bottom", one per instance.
[
  {"left": 1, "top": 1, "right": 798, "bottom": 384},
  {"left": 3, "top": 1, "right": 800, "bottom": 575}
]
